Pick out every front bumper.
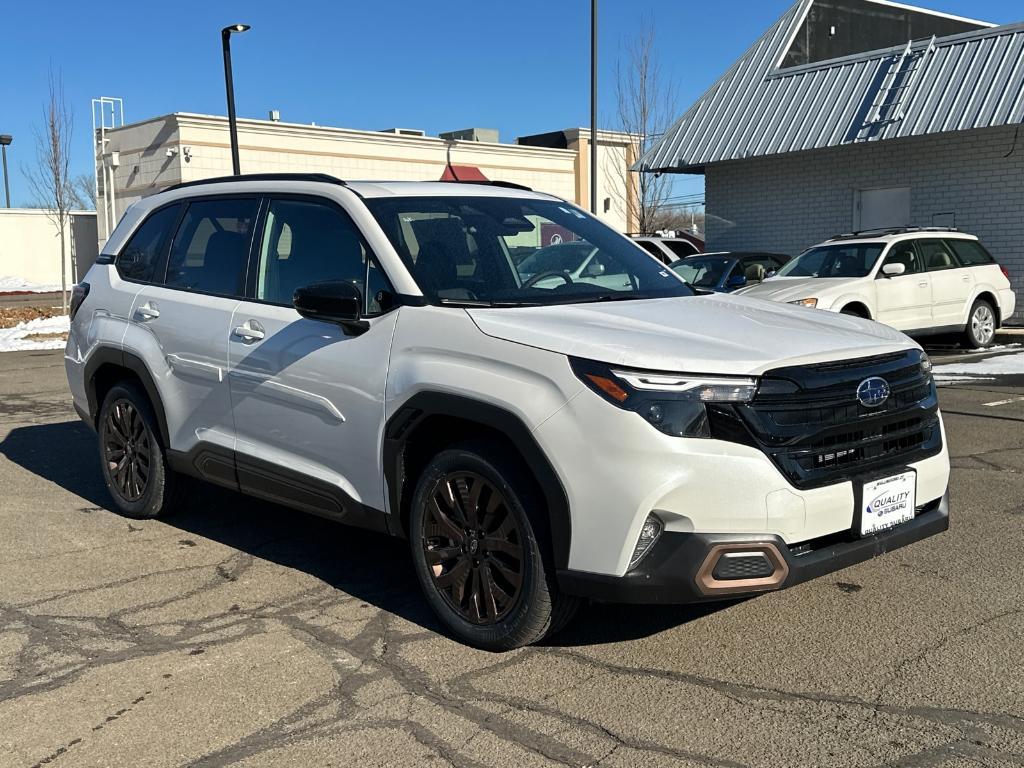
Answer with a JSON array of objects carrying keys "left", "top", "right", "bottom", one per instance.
[{"left": 557, "top": 489, "right": 949, "bottom": 604}]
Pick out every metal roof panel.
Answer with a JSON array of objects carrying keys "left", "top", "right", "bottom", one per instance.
[{"left": 638, "top": 0, "right": 1024, "bottom": 172}]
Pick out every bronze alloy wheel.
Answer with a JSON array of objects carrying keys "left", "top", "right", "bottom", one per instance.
[
  {"left": 421, "top": 471, "right": 524, "bottom": 625},
  {"left": 103, "top": 399, "right": 152, "bottom": 502}
]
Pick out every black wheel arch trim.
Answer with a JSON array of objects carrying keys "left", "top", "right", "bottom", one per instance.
[
  {"left": 383, "top": 392, "right": 572, "bottom": 570},
  {"left": 84, "top": 347, "right": 171, "bottom": 448}
]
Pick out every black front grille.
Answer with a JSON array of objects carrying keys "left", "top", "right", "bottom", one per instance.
[{"left": 724, "top": 350, "right": 942, "bottom": 489}]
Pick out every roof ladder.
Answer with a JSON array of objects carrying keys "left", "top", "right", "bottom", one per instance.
[{"left": 868, "top": 35, "right": 935, "bottom": 125}]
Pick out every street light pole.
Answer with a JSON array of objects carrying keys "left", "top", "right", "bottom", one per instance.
[
  {"left": 0, "top": 135, "right": 12, "bottom": 208},
  {"left": 221, "top": 24, "right": 250, "bottom": 176},
  {"left": 590, "top": 0, "right": 598, "bottom": 215}
]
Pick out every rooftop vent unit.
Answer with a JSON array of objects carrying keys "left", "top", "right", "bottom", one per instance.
[
  {"left": 379, "top": 128, "right": 427, "bottom": 137},
  {"left": 439, "top": 128, "right": 500, "bottom": 143}
]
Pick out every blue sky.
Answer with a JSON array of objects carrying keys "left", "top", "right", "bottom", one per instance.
[{"left": 0, "top": 0, "right": 1019, "bottom": 207}]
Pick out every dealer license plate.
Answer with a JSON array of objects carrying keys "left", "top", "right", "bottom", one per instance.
[{"left": 860, "top": 471, "right": 916, "bottom": 536}]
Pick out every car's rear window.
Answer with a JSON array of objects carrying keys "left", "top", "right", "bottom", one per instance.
[{"left": 947, "top": 239, "right": 995, "bottom": 267}]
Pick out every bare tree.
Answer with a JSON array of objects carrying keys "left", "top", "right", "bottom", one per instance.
[
  {"left": 24, "top": 70, "right": 75, "bottom": 313},
  {"left": 72, "top": 173, "right": 96, "bottom": 209},
  {"left": 614, "top": 18, "right": 678, "bottom": 235}
]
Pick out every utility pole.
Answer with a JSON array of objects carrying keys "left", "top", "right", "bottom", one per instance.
[
  {"left": 0, "top": 135, "right": 11, "bottom": 208},
  {"left": 590, "top": 0, "right": 598, "bottom": 215},
  {"left": 221, "top": 24, "right": 250, "bottom": 175}
]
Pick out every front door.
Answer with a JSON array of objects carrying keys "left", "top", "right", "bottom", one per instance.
[
  {"left": 873, "top": 241, "right": 932, "bottom": 331},
  {"left": 227, "top": 196, "right": 398, "bottom": 518}
]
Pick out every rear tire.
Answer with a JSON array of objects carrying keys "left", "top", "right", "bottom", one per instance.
[
  {"left": 409, "top": 442, "right": 579, "bottom": 650},
  {"left": 963, "top": 299, "right": 996, "bottom": 349},
  {"left": 97, "top": 382, "right": 182, "bottom": 519}
]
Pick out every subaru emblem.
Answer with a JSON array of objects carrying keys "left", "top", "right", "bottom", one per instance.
[{"left": 856, "top": 376, "right": 890, "bottom": 408}]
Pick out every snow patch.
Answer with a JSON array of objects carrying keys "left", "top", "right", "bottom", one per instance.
[
  {"left": 0, "top": 276, "right": 65, "bottom": 294},
  {"left": 933, "top": 350, "right": 1024, "bottom": 383},
  {"left": 0, "top": 315, "right": 70, "bottom": 352}
]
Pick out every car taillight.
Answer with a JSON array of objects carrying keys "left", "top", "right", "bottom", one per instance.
[
  {"left": 999, "top": 264, "right": 1011, "bottom": 280},
  {"left": 70, "top": 282, "right": 90, "bottom": 320}
]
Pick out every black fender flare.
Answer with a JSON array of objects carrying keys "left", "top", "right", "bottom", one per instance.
[
  {"left": 383, "top": 392, "right": 572, "bottom": 571},
  {"left": 84, "top": 347, "right": 171, "bottom": 448}
]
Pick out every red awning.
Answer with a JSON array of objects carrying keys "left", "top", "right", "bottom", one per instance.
[{"left": 440, "top": 164, "right": 489, "bottom": 182}]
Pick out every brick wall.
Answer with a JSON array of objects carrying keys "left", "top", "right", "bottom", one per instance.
[{"left": 705, "top": 126, "right": 1024, "bottom": 322}]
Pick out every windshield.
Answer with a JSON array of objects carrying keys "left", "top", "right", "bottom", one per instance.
[
  {"left": 671, "top": 256, "right": 734, "bottom": 288},
  {"left": 365, "top": 196, "right": 693, "bottom": 306},
  {"left": 777, "top": 243, "right": 884, "bottom": 279},
  {"left": 517, "top": 242, "right": 595, "bottom": 278}
]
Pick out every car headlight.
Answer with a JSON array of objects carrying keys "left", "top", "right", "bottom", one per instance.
[
  {"left": 570, "top": 358, "right": 757, "bottom": 438},
  {"left": 788, "top": 298, "right": 818, "bottom": 308},
  {"left": 919, "top": 351, "right": 933, "bottom": 375}
]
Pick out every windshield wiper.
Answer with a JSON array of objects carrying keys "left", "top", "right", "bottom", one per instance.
[
  {"left": 438, "top": 298, "right": 547, "bottom": 308},
  {"left": 438, "top": 298, "right": 495, "bottom": 308}
]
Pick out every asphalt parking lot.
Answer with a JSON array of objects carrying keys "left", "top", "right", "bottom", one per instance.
[{"left": 1, "top": 348, "right": 1023, "bottom": 768}]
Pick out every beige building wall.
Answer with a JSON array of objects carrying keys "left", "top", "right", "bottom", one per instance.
[
  {"left": 97, "top": 113, "right": 637, "bottom": 244},
  {"left": 0, "top": 210, "right": 98, "bottom": 288}
]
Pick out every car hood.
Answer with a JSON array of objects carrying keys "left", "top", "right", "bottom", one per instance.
[
  {"left": 736, "top": 277, "right": 853, "bottom": 303},
  {"left": 466, "top": 293, "right": 914, "bottom": 375}
]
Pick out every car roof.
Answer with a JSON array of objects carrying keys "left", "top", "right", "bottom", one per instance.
[
  {"left": 821, "top": 230, "right": 979, "bottom": 247},
  {"left": 160, "top": 174, "right": 561, "bottom": 202}
]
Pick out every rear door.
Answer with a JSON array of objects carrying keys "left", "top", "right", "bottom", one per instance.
[
  {"left": 874, "top": 240, "right": 932, "bottom": 331},
  {"left": 946, "top": 238, "right": 1004, "bottom": 320},
  {"left": 128, "top": 196, "right": 258, "bottom": 466},
  {"left": 227, "top": 195, "right": 399, "bottom": 518},
  {"left": 918, "top": 238, "right": 973, "bottom": 327}
]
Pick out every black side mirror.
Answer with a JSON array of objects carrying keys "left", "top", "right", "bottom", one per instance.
[{"left": 293, "top": 281, "right": 369, "bottom": 335}]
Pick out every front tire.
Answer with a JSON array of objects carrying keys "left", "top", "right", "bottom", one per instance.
[
  {"left": 97, "top": 382, "right": 181, "bottom": 519},
  {"left": 964, "top": 299, "right": 996, "bottom": 348},
  {"left": 409, "top": 443, "right": 578, "bottom": 650}
]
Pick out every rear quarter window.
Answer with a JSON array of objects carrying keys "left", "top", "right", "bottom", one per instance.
[
  {"left": 115, "top": 204, "right": 180, "bottom": 282},
  {"left": 947, "top": 239, "right": 995, "bottom": 267}
]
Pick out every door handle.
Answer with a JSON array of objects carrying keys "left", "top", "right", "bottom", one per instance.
[
  {"left": 962, "top": 275, "right": 971, "bottom": 282},
  {"left": 137, "top": 303, "right": 160, "bottom": 320},
  {"left": 917, "top": 281, "right": 928, "bottom": 288},
  {"left": 232, "top": 322, "right": 265, "bottom": 342}
]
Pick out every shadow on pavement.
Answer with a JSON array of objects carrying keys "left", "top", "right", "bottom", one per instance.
[{"left": 0, "top": 419, "right": 722, "bottom": 646}]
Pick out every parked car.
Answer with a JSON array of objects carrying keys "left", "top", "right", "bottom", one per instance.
[
  {"left": 737, "top": 227, "right": 1015, "bottom": 348},
  {"left": 632, "top": 235, "right": 703, "bottom": 264},
  {"left": 66, "top": 175, "right": 950, "bottom": 650},
  {"left": 671, "top": 252, "right": 790, "bottom": 292}
]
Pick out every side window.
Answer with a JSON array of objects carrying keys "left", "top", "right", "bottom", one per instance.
[
  {"left": 256, "top": 198, "right": 392, "bottom": 314},
  {"left": 365, "top": 258, "right": 396, "bottom": 315},
  {"left": 947, "top": 239, "right": 995, "bottom": 267},
  {"left": 665, "top": 240, "right": 698, "bottom": 258},
  {"left": 636, "top": 240, "right": 671, "bottom": 264},
  {"left": 116, "top": 205, "right": 180, "bottom": 283},
  {"left": 740, "top": 256, "right": 777, "bottom": 283},
  {"left": 165, "top": 198, "right": 258, "bottom": 296},
  {"left": 917, "top": 239, "right": 959, "bottom": 272},
  {"left": 881, "top": 242, "right": 922, "bottom": 275}
]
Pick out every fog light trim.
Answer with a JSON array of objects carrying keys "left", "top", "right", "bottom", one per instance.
[
  {"left": 628, "top": 514, "right": 663, "bottom": 570},
  {"left": 696, "top": 543, "right": 789, "bottom": 596}
]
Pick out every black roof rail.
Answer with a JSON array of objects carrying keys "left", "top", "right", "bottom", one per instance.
[
  {"left": 167, "top": 173, "right": 348, "bottom": 192},
  {"left": 437, "top": 179, "right": 534, "bottom": 192},
  {"left": 829, "top": 226, "right": 959, "bottom": 240}
]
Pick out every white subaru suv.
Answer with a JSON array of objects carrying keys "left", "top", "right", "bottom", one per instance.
[
  {"left": 738, "top": 228, "right": 1015, "bottom": 348},
  {"left": 65, "top": 175, "right": 950, "bottom": 650}
]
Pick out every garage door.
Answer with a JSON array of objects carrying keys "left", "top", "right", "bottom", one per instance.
[{"left": 855, "top": 187, "right": 910, "bottom": 230}]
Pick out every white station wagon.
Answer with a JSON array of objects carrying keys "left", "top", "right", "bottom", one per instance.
[{"left": 738, "top": 228, "right": 1015, "bottom": 348}]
